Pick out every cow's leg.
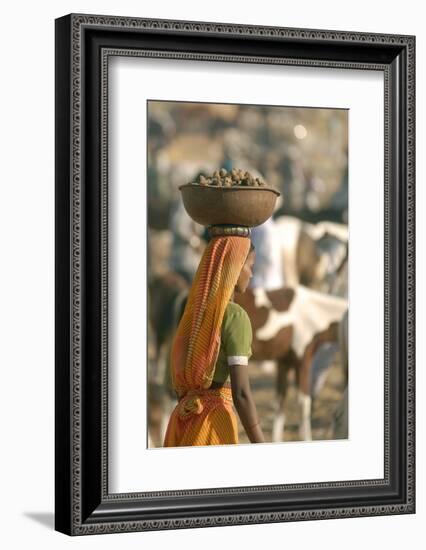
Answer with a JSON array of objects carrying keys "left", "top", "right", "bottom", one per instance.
[
  {"left": 272, "top": 359, "right": 289, "bottom": 442},
  {"left": 149, "top": 331, "right": 175, "bottom": 447},
  {"left": 147, "top": 347, "right": 165, "bottom": 447},
  {"left": 160, "top": 392, "right": 177, "bottom": 445},
  {"left": 332, "top": 386, "right": 348, "bottom": 439},
  {"left": 297, "top": 392, "right": 312, "bottom": 441},
  {"left": 298, "top": 343, "right": 315, "bottom": 441},
  {"left": 272, "top": 407, "right": 286, "bottom": 443},
  {"left": 298, "top": 323, "right": 340, "bottom": 441},
  {"left": 148, "top": 389, "right": 165, "bottom": 447},
  {"left": 157, "top": 333, "right": 177, "bottom": 445}
]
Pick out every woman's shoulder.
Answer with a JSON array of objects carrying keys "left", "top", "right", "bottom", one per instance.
[
  {"left": 226, "top": 301, "right": 247, "bottom": 315},
  {"left": 223, "top": 302, "right": 251, "bottom": 328},
  {"left": 221, "top": 301, "right": 253, "bottom": 355}
]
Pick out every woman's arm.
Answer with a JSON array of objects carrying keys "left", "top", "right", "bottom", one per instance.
[{"left": 230, "top": 365, "right": 265, "bottom": 443}]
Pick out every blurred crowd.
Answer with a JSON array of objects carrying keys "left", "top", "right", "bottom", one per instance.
[{"left": 147, "top": 100, "right": 347, "bottom": 280}]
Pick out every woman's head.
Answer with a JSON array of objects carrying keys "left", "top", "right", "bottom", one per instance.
[{"left": 235, "top": 243, "right": 255, "bottom": 294}]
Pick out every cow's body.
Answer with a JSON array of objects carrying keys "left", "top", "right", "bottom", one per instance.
[
  {"left": 275, "top": 215, "right": 348, "bottom": 296},
  {"left": 235, "top": 287, "right": 347, "bottom": 441}
]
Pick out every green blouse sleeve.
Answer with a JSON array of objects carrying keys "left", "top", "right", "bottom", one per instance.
[{"left": 221, "top": 303, "right": 253, "bottom": 366}]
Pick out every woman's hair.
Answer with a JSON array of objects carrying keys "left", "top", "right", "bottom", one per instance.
[{"left": 249, "top": 241, "right": 255, "bottom": 253}]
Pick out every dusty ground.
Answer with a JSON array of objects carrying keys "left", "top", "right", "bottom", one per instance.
[{"left": 237, "top": 358, "right": 346, "bottom": 444}]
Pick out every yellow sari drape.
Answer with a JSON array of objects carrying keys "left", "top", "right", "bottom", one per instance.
[{"left": 163, "top": 235, "right": 250, "bottom": 447}]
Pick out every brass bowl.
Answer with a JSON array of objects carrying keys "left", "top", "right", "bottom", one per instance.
[{"left": 179, "top": 184, "right": 281, "bottom": 227}]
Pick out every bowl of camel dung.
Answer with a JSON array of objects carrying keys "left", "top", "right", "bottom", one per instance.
[{"left": 179, "top": 168, "right": 280, "bottom": 227}]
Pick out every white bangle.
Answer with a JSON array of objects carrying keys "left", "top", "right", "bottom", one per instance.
[{"left": 227, "top": 356, "right": 248, "bottom": 366}]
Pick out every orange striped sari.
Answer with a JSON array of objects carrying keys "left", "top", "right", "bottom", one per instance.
[{"left": 163, "top": 235, "right": 251, "bottom": 447}]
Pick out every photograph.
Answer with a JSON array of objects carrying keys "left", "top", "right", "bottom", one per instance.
[{"left": 147, "top": 100, "right": 349, "bottom": 449}]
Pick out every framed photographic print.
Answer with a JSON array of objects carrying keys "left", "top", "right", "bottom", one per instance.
[{"left": 55, "top": 13, "right": 415, "bottom": 535}]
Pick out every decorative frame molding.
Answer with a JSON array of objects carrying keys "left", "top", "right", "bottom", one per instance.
[{"left": 55, "top": 13, "right": 415, "bottom": 535}]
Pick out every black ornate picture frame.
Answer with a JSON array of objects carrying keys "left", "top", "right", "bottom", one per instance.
[{"left": 55, "top": 13, "right": 415, "bottom": 535}]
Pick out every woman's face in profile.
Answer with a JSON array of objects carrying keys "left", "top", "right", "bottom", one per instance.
[{"left": 235, "top": 250, "right": 255, "bottom": 294}]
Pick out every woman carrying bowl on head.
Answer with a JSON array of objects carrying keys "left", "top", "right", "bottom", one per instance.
[{"left": 163, "top": 169, "right": 279, "bottom": 447}]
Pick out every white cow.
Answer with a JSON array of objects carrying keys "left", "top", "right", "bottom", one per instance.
[
  {"left": 274, "top": 215, "right": 348, "bottom": 295},
  {"left": 235, "top": 285, "right": 348, "bottom": 442}
]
